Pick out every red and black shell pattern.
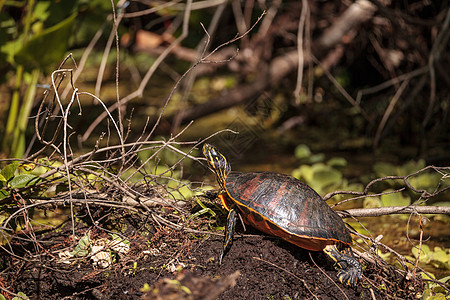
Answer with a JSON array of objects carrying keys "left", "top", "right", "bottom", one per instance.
[{"left": 221, "top": 171, "right": 352, "bottom": 251}]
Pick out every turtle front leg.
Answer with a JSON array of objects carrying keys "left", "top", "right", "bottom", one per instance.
[
  {"left": 323, "top": 244, "right": 362, "bottom": 287},
  {"left": 219, "top": 208, "right": 237, "bottom": 265}
]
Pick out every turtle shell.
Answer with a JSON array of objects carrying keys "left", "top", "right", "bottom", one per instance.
[{"left": 222, "top": 172, "right": 352, "bottom": 251}]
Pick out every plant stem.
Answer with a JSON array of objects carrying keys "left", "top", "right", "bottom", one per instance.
[{"left": 12, "top": 69, "right": 39, "bottom": 158}]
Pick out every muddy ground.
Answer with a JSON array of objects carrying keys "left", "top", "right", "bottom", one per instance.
[{"left": 3, "top": 207, "right": 424, "bottom": 300}]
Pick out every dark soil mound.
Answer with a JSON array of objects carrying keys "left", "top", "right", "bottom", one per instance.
[{"left": 3, "top": 209, "right": 424, "bottom": 299}]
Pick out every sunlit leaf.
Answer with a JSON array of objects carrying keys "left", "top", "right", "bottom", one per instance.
[
  {"left": 140, "top": 283, "right": 151, "bottom": 292},
  {"left": 373, "top": 162, "right": 397, "bottom": 178},
  {"left": 9, "top": 174, "right": 40, "bottom": 189},
  {"left": 170, "top": 184, "right": 193, "bottom": 200},
  {"left": 70, "top": 234, "right": 91, "bottom": 257},
  {"left": 309, "top": 153, "right": 325, "bottom": 163},
  {"left": 401, "top": 159, "right": 426, "bottom": 175},
  {"left": 432, "top": 247, "right": 449, "bottom": 263},
  {"left": 327, "top": 157, "right": 347, "bottom": 168},
  {"left": 32, "top": 2, "right": 51, "bottom": 25},
  {"left": 1, "top": 162, "right": 19, "bottom": 181},
  {"left": 408, "top": 172, "right": 442, "bottom": 192},
  {"left": 295, "top": 144, "right": 311, "bottom": 160},
  {"left": 12, "top": 292, "right": 29, "bottom": 300},
  {"left": 292, "top": 165, "right": 313, "bottom": 183},
  {"left": 311, "top": 163, "right": 342, "bottom": 190},
  {"left": 412, "top": 244, "right": 431, "bottom": 263},
  {"left": 0, "top": 33, "right": 23, "bottom": 64},
  {"left": 420, "top": 271, "right": 435, "bottom": 280},
  {"left": 0, "top": 190, "right": 11, "bottom": 200}
]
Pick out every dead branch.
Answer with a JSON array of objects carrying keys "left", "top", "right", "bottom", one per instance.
[
  {"left": 133, "top": 39, "right": 238, "bottom": 70},
  {"left": 81, "top": 0, "right": 195, "bottom": 143},
  {"left": 324, "top": 165, "right": 450, "bottom": 202},
  {"left": 167, "top": 0, "right": 378, "bottom": 124},
  {"left": 316, "top": 0, "right": 377, "bottom": 49},
  {"left": 338, "top": 205, "right": 450, "bottom": 218}
]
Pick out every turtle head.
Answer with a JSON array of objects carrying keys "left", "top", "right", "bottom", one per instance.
[{"left": 202, "top": 143, "right": 231, "bottom": 188}]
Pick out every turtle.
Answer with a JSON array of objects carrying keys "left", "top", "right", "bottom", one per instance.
[{"left": 202, "top": 143, "right": 362, "bottom": 287}]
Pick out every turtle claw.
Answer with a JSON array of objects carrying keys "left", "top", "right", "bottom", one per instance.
[
  {"left": 324, "top": 244, "right": 362, "bottom": 287},
  {"left": 337, "top": 269, "right": 357, "bottom": 287},
  {"left": 335, "top": 255, "right": 362, "bottom": 287}
]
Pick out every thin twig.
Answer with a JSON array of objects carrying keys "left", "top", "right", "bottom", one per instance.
[
  {"left": 308, "top": 253, "right": 349, "bottom": 300},
  {"left": 373, "top": 78, "right": 409, "bottom": 147}
]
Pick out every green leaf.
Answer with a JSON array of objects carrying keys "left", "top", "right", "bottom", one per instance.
[
  {"left": 373, "top": 162, "right": 397, "bottom": 178},
  {"left": 327, "top": 157, "right": 347, "bottom": 168},
  {"left": 170, "top": 185, "right": 193, "bottom": 200},
  {"left": 12, "top": 292, "right": 29, "bottom": 300},
  {"left": 9, "top": 174, "right": 40, "bottom": 189},
  {"left": 295, "top": 144, "right": 311, "bottom": 160},
  {"left": 420, "top": 271, "right": 435, "bottom": 280},
  {"left": 140, "top": 283, "right": 151, "bottom": 292},
  {"left": 110, "top": 233, "right": 130, "bottom": 246},
  {"left": 380, "top": 189, "right": 410, "bottom": 207},
  {"left": 408, "top": 172, "right": 442, "bottom": 193},
  {"left": 0, "top": 190, "right": 10, "bottom": 200},
  {"left": 401, "top": 159, "right": 426, "bottom": 175},
  {"left": 32, "top": 2, "right": 51, "bottom": 25},
  {"left": 311, "top": 163, "right": 342, "bottom": 190},
  {"left": 15, "top": 13, "right": 76, "bottom": 70},
  {"left": 292, "top": 165, "right": 313, "bottom": 183},
  {"left": 0, "top": 14, "right": 23, "bottom": 64},
  {"left": 309, "top": 153, "right": 325, "bottom": 163},
  {"left": 431, "top": 247, "right": 449, "bottom": 264},
  {"left": 70, "top": 234, "right": 91, "bottom": 257},
  {"left": 1, "top": 162, "right": 19, "bottom": 181},
  {"left": 412, "top": 244, "right": 431, "bottom": 263}
]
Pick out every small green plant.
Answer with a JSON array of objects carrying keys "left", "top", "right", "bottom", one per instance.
[
  {"left": 165, "top": 279, "right": 191, "bottom": 295},
  {"left": 410, "top": 245, "right": 450, "bottom": 271},
  {"left": 0, "top": 0, "right": 78, "bottom": 157},
  {"left": 0, "top": 162, "right": 43, "bottom": 236},
  {"left": 0, "top": 162, "right": 41, "bottom": 200},
  {"left": 140, "top": 283, "right": 151, "bottom": 292},
  {"left": 15, "top": 292, "right": 29, "bottom": 300},
  {"left": 190, "top": 198, "right": 217, "bottom": 219},
  {"left": 373, "top": 160, "right": 443, "bottom": 193},
  {"left": 129, "top": 261, "right": 137, "bottom": 276},
  {"left": 420, "top": 272, "right": 450, "bottom": 299},
  {"left": 7, "top": 292, "right": 29, "bottom": 300},
  {"left": 70, "top": 233, "right": 91, "bottom": 257},
  {"left": 292, "top": 144, "right": 362, "bottom": 195}
]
